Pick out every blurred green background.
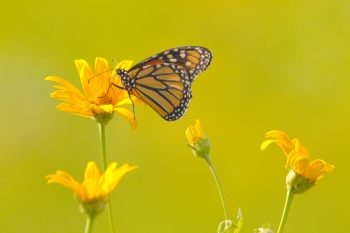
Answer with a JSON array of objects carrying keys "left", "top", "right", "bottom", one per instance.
[{"left": 0, "top": 0, "right": 348, "bottom": 232}]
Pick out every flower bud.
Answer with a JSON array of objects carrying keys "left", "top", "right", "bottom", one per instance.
[{"left": 186, "top": 119, "right": 212, "bottom": 160}]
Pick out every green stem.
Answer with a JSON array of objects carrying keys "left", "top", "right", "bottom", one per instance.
[
  {"left": 98, "top": 123, "right": 107, "bottom": 169},
  {"left": 106, "top": 201, "right": 116, "bottom": 233},
  {"left": 277, "top": 189, "right": 295, "bottom": 233},
  {"left": 98, "top": 123, "right": 116, "bottom": 233},
  {"left": 84, "top": 216, "right": 94, "bottom": 233},
  {"left": 205, "top": 157, "right": 229, "bottom": 220}
]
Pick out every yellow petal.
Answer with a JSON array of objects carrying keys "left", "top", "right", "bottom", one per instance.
[
  {"left": 95, "top": 57, "right": 110, "bottom": 76},
  {"left": 291, "top": 138, "right": 309, "bottom": 156},
  {"left": 50, "top": 90, "right": 87, "bottom": 105},
  {"left": 114, "top": 107, "right": 137, "bottom": 129},
  {"left": 84, "top": 161, "right": 101, "bottom": 181},
  {"left": 76, "top": 60, "right": 94, "bottom": 98},
  {"left": 104, "top": 162, "right": 118, "bottom": 178},
  {"left": 265, "top": 130, "right": 290, "bottom": 140},
  {"left": 115, "top": 60, "right": 134, "bottom": 70},
  {"left": 75, "top": 59, "right": 87, "bottom": 75},
  {"left": 306, "top": 159, "right": 335, "bottom": 181},
  {"left": 260, "top": 139, "right": 275, "bottom": 151},
  {"left": 102, "top": 164, "right": 137, "bottom": 193},
  {"left": 46, "top": 171, "right": 85, "bottom": 198},
  {"left": 190, "top": 125, "right": 196, "bottom": 138},
  {"left": 56, "top": 102, "right": 92, "bottom": 117},
  {"left": 46, "top": 76, "right": 83, "bottom": 95},
  {"left": 324, "top": 162, "right": 335, "bottom": 172},
  {"left": 263, "top": 130, "right": 300, "bottom": 156},
  {"left": 194, "top": 119, "right": 205, "bottom": 138},
  {"left": 186, "top": 127, "right": 194, "bottom": 145},
  {"left": 291, "top": 157, "right": 309, "bottom": 174},
  {"left": 83, "top": 162, "right": 104, "bottom": 200},
  {"left": 115, "top": 97, "right": 133, "bottom": 106},
  {"left": 90, "top": 57, "right": 111, "bottom": 97}
]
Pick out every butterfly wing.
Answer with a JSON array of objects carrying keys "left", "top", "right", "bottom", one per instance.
[
  {"left": 127, "top": 63, "right": 192, "bottom": 121},
  {"left": 122, "top": 46, "right": 212, "bottom": 121},
  {"left": 128, "top": 46, "right": 212, "bottom": 81}
]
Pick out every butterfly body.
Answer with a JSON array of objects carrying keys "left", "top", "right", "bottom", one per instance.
[
  {"left": 115, "top": 46, "right": 212, "bottom": 121},
  {"left": 116, "top": 69, "right": 135, "bottom": 92}
]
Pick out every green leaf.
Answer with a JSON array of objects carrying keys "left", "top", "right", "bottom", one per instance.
[{"left": 233, "top": 208, "right": 243, "bottom": 233}]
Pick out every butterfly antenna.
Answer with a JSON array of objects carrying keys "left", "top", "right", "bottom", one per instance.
[
  {"left": 88, "top": 68, "right": 114, "bottom": 84},
  {"left": 112, "top": 58, "right": 118, "bottom": 66}
]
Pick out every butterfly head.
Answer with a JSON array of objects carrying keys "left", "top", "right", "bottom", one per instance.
[{"left": 116, "top": 68, "right": 135, "bottom": 92}]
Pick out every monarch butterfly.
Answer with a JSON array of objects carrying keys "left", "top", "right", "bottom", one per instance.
[{"left": 114, "top": 46, "right": 212, "bottom": 121}]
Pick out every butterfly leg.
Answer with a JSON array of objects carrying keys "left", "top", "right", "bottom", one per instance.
[{"left": 97, "top": 82, "right": 124, "bottom": 98}]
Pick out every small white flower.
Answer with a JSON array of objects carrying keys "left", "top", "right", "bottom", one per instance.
[{"left": 254, "top": 224, "right": 274, "bottom": 233}]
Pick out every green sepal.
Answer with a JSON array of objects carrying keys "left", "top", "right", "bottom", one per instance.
[
  {"left": 93, "top": 111, "right": 114, "bottom": 125},
  {"left": 79, "top": 199, "right": 105, "bottom": 219},
  {"left": 286, "top": 170, "right": 315, "bottom": 194},
  {"left": 187, "top": 137, "right": 212, "bottom": 160}
]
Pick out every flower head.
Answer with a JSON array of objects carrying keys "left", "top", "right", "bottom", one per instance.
[
  {"left": 218, "top": 220, "right": 234, "bottom": 233},
  {"left": 261, "top": 130, "right": 334, "bottom": 193},
  {"left": 186, "top": 119, "right": 211, "bottom": 159},
  {"left": 46, "top": 161, "right": 136, "bottom": 216},
  {"left": 46, "top": 58, "right": 136, "bottom": 127}
]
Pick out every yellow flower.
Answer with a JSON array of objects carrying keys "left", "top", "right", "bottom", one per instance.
[
  {"left": 261, "top": 130, "right": 334, "bottom": 193},
  {"left": 46, "top": 161, "right": 136, "bottom": 216},
  {"left": 186, "top": 119, "right": 211, "bottom": 159},
  {"left": 46, "top": 58, "right": 136, "bottom": 127},
  {"left": 186, "top": 119, "right": 206, "bottom": 145}
]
